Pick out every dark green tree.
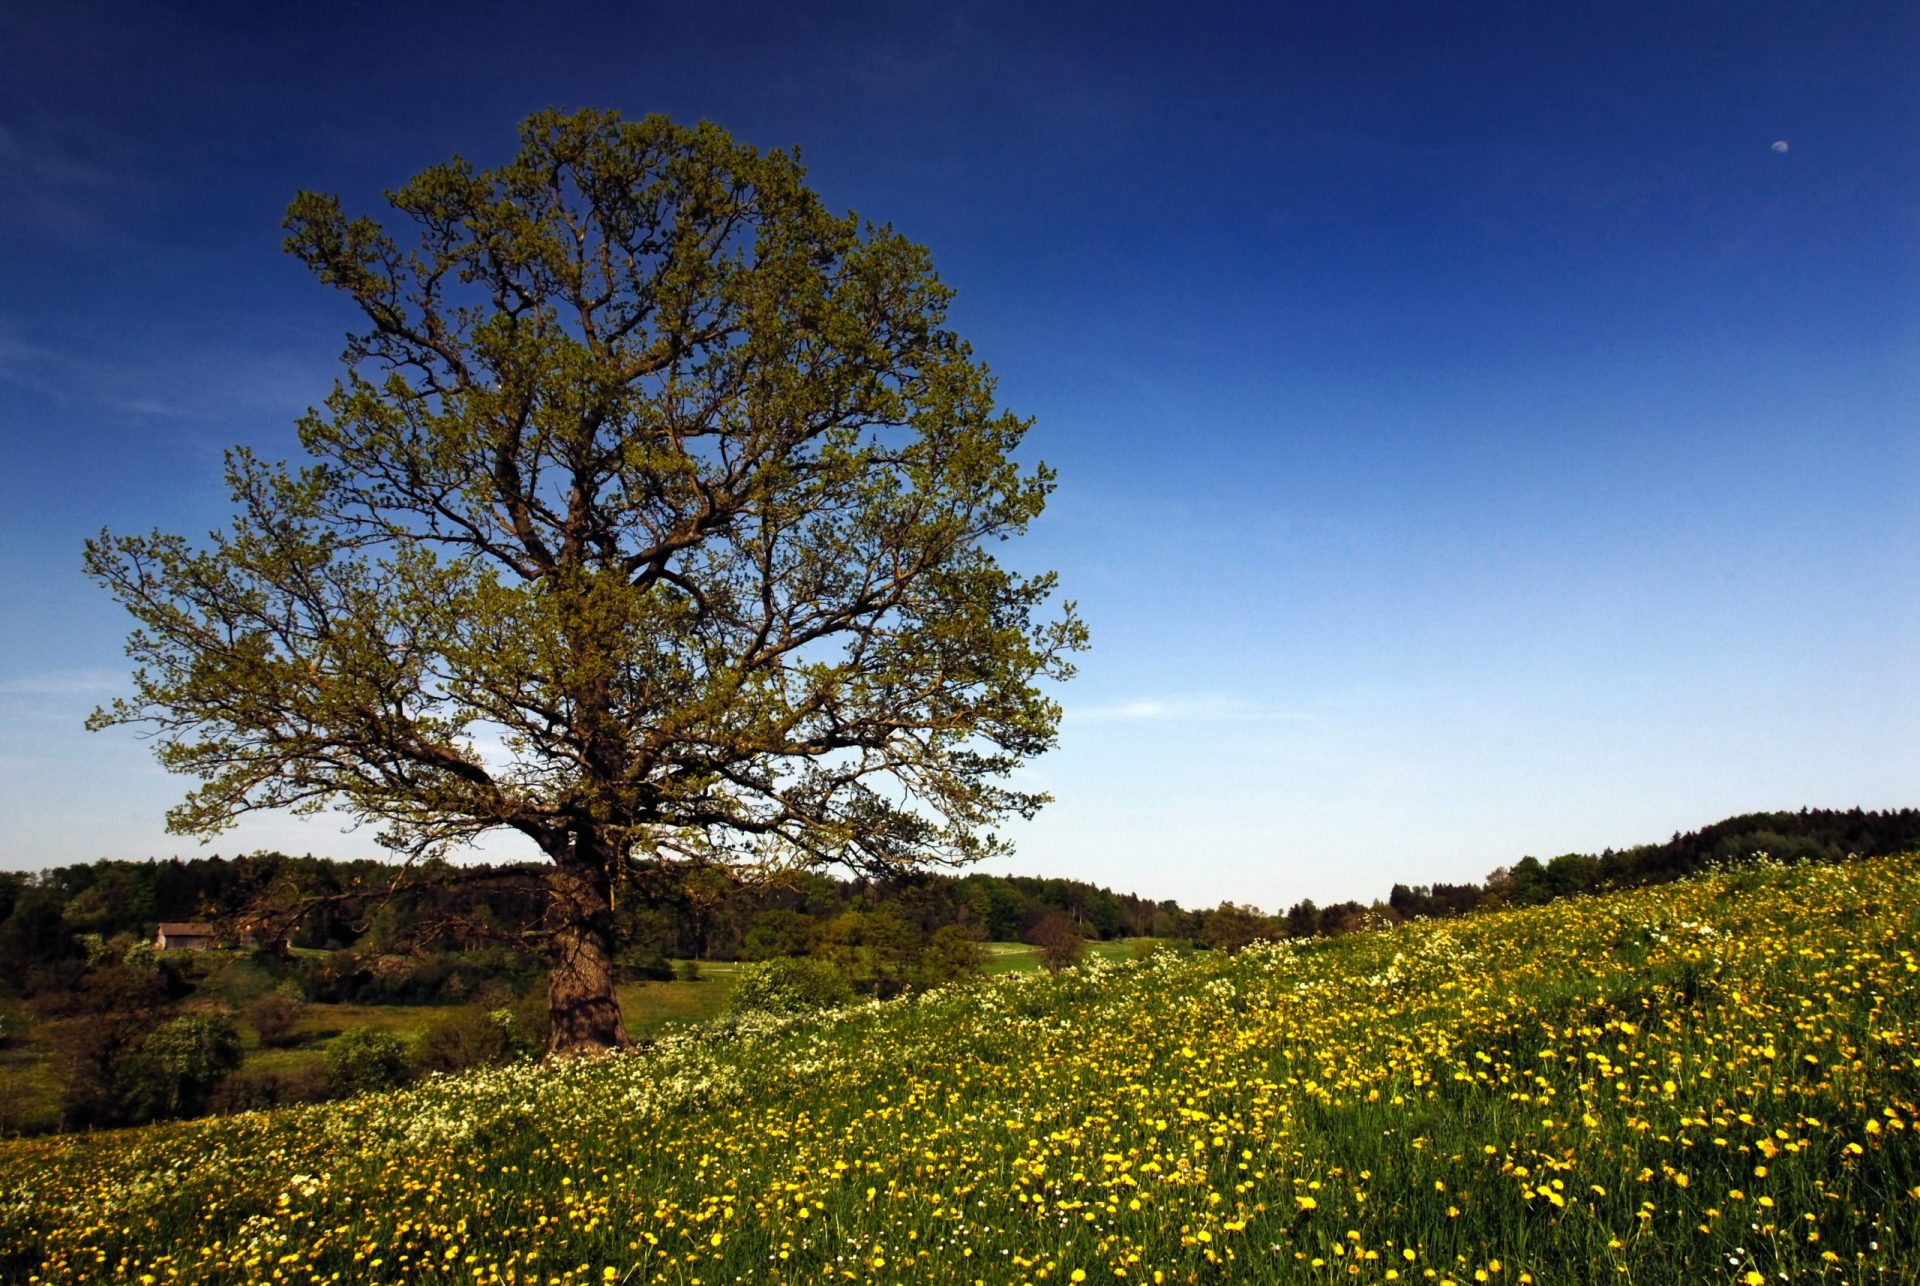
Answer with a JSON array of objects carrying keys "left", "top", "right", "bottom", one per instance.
[
  {"left": 1200, "top": 901, "right": 1273, "bottom": 955},
  {"left": 916, "top": 922, "right": 987, "bottom": 986},
  {"left": 1507, "top": 856, "right": 1553, "bottom": 907},
  {"left": 325, "top": 1027, "right": 410, "bottom": 1096},
  {"left": 85, "top": 109, "right": 1082, "bottom": 1056},
  {"left": 114, "top": 1012, "right": 243, "bottom": 1121},
  {"left": 739, "top": 908, "right": 817, "bottom": 960}
]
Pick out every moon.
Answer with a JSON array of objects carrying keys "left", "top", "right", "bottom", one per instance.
[{"left": 1771, "top": 140, "right": 1790, "bottom": 153}]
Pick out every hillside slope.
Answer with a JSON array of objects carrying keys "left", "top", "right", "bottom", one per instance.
[{"left": 5, "top": 855, "right": 1919, "bottom": 1284}]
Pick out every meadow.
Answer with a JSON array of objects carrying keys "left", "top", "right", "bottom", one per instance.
[{"left": 2, "top": 856, "right": 1916, "bottom": 1284}]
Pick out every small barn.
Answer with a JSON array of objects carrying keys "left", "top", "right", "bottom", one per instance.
[{"left": 155, "top": 921, "right": 217, "bottom": 951}]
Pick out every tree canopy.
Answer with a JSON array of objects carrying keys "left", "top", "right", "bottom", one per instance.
[{"left": 86, "top": 109, "right": 1084, "bottom": 1053}]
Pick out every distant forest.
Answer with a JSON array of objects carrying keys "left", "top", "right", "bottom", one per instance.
[
  {"left": 0, "top": 857, "right": 1196, "bottom": 981},
  {"left": 1381, "top": 806, "right": 1920, "bottom": 925},
  {"left": 4, "top": 808, "right": 1916, "bottom": 987}
]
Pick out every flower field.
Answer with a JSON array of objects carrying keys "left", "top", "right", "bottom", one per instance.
[{"left": 4, "top": 856, "right": 1919, "bottom": 1285}]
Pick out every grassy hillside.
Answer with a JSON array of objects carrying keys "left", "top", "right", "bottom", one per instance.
[{"left": 4, "top": 857, "right": 1918, "bottom": 1284}]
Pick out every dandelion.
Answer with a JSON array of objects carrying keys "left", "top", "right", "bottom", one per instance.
[{"left": 6, "top": 853, "right": 1919, "bottom": 1285}]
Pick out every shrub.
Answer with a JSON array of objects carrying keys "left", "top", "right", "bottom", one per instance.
[
  {"left": 675, "top": 958, "right": 702, "bottom": 983},
  {"left": 620, "top": 949, "right": 675, "bottom": 981},
  {"left": 723, "top": 957, "right": 854, "bottom": 1018},
  {"left": 324, "top": 1027, "right": 409, "bottom": 1096},
  {"left": 508, "top": 985, "right": 551, "bottom": 1055},
  {"left": 1031, "top": 913, "right": 1083, "bottom": 973},
  {"left": 243, "top": 992, "right": 303, "bottom": 1048},
  {"left": 917, "top": 924, "right": 987, "bottom": 987},
  {"left": 208, "top": 1063, "right": 329, "bottom": 1113},
  {"left": 294, "top": 951, "right": 373, "bottom": 1003},
  {"left": 414, "top": 1005, "right": 518, "bottom": 1075},
  {"left": 206, "top": 1068, "right": 279, "bottom": 1114},
  {"left": 473, "top": 978, "right": 515, "bottom": 1010},
  {"left": 205, "top": 955, "right": 277, "bottom": 1007}
]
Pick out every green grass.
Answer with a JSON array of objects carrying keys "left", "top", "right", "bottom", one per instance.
[
  {"left": 291, "top": 999, "right": 448, "bottom": 1043},
  {"left": 617, "top": 963, "right": 743, "bottom": 1041},
  {"left": 227, "top": 1000, "right": 451, "bottom": 1081},
  {"left": 981, "top": 939, "right": 1044, "bottom": 972},
  {"left": 982, "top": 936, "right": 1160, "bottom": 974},
  {"left": 263, "top": 964, "right": 748, "bottom": 1055},
  {"left": 9, "top": 858, "right": 1918, "bottom": 1283},
  {"left": 1088, "top": 936, "right": 1157, "bottom": 964},
  {"left": 0, "top": 1043, "right": 61, "bottom": 1136}
]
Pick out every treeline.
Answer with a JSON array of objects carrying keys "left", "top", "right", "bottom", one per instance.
[
  {"left": 5, "top": 809, "right": 1917, "bottom": 991},
  {"left": 1121, "top": 808, "right": 1920, "bottom": 944},
  {"left": 0, "top": 853, "right": 1200, "bottom": 992},
  {"left": 7, "top": 809, "right": 1918, "bottom": 984},
  {"left": 1380, "top": 807, "right": 1920, "bottom": 923}
]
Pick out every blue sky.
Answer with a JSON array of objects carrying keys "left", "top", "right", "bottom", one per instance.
[{"left": 1, "top": 1, "right": 1914, "bottom": 909}]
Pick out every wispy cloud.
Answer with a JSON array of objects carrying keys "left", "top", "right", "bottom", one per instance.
[
  {"left": 0, "top": 668, "right": 124, "bottom": 698},
  {"left": 0, "top": 327, "right": 327, "bottom": 423},
  {"left": 1069, "top": 694, "right": 1307, "bottom": 723},
  {"left": 0, "top": 120, "right": 142, "bottom": 250}
]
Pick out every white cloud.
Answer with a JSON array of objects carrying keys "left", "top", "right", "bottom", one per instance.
[
  {"left": 1069, "top": 694, "right": 1306, "bottom": 723},
  {"left": 0, "top": 122, "right": 142, "bottom": 251},
  {"left": 0, "top": 327, "right": 326, "bottom": 423},
  {"left": 0, "top": 668, "right": 124, "bottom": 698}
]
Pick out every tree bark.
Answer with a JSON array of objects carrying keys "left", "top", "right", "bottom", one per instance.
[{"left": 544, "top": 859, "right": 631, "bottom": 1057}]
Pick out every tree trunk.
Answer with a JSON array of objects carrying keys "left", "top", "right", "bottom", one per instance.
[{"left": 544, "top": 860, "right": 631, "bottom": 1057}]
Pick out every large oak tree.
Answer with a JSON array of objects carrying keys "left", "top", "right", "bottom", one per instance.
[{"left": 86, "top": 109, "right": 1084, "bottom": 1055}]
